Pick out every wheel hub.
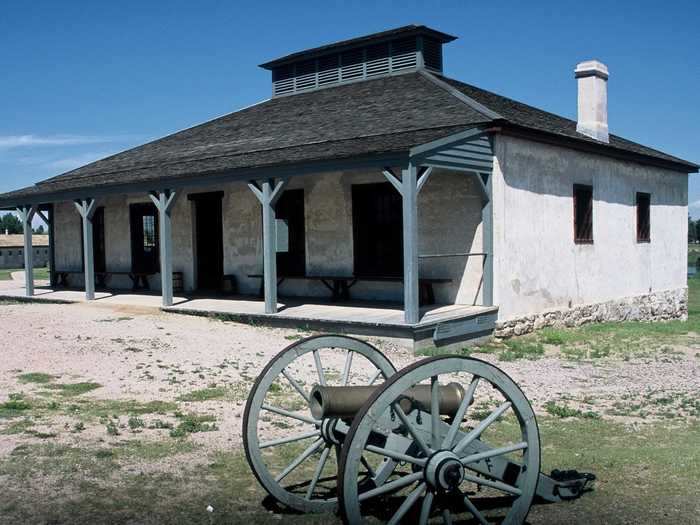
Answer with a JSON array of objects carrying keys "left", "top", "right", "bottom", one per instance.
[{"left": 425, "top": 450, "right": 464, "bottom": 491}]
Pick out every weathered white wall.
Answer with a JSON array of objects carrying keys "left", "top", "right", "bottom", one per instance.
[
  {"left": 51, "top": 170, "right": 484, "bottom": 304},
  {"left": 223, "top": 169, "right": 484, "bottom": 303},
  {"left": 491, "top": 135, "right": 688, "bottom": 321}
]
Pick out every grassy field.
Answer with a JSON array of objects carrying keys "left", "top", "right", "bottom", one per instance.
[{"left": 0, "top": 267, "right": 50, "bottom": 281}]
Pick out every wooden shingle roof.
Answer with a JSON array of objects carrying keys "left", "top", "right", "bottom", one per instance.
[{"left": 0, "top": 69, "right": 696, "bottom": 207}]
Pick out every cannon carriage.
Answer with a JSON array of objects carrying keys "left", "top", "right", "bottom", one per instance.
[{"left": 243, "top": 335, "right": 593, "bottom": 524}]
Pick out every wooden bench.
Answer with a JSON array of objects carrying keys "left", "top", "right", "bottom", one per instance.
[
  {"left": 55, "top": 270, "right": 154, "bottom": 290},
  {"left": 247, "top": 274, "right": 451, "bottom": 306}
]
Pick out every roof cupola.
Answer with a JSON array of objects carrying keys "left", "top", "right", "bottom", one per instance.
[{"left": 259, "top": 25, "right": 457, "bottom": 97}]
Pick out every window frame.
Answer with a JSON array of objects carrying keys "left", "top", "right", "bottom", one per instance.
[
  {"left": 573, "top": 184, "right": 594, "bottom": 244},
  {"left": 636, "top": 192, "right": 651, "bottom": 243}
]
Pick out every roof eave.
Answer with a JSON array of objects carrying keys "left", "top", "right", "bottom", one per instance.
[{"left": 0, "top": 150, "right": 412, "bottom": 209}]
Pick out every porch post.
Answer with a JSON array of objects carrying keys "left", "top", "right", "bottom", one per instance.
[
  {"left": 74, "top": 198, "right": 96, "bottom": 300},
  {"left": 149, "top": 190, "right": 178, "bottom": 307},
  {"left": 480, "top": 172, "right": 494, "bottom": 306},
  {"left": 248, "top": 178, "right": 288, "bottom": 314},
  {"left": 383, "top": 164, "right": 431, "bottom": 324},
  {"left": 35, "top": 206, "right": 55, "bottom": 287},
  {"left": 401, "top": 164, "right": 420, "bottom": 324},
  {"left": 16, "top": 205, "right": 36, "bottom": 297}
]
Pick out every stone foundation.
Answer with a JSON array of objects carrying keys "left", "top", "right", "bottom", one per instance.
[{"left": 495, "top": 288, "right": 687, "bottom": 338}]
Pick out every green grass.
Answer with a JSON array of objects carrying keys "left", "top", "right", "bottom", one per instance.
[
  {"left": 169, "top": 413, "right": 218, "bottom": 438},
  {"left": 0, "top": 417, "right": 696, "bottom": 523},
  {"left": 177, "top": 386, "right": 228, "bottom": 402},
  {"left": 17, "top": 372, "right": 55, "bottom": 384},
  {"left": 42, "top": 382, "right": 102, "bottom": 397},
  {"left": 422, "top": 276, "right": 700, "bottom": 361},
  {"left": 0, "top": 267, "right": 50, "bottom": 281}
]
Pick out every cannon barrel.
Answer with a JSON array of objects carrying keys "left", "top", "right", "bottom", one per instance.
[{"left": 309, "top": 383, "right": 465, "bottom": 419}]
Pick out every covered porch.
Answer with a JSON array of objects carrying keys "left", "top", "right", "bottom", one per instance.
[{"left": 3, "top": 127, "right": 497, "bottom": 347}]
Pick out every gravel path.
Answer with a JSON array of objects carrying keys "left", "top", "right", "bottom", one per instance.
[{"left": 1, "top": 297, "right": 698, "bottom": 459}]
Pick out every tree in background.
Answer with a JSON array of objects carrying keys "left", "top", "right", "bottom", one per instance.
[
  {"left": 0, "top": 213, "right": 22, "bottom": 234},
  {"left": 33, "top": 224, "right": 45, "bottom": 234}
]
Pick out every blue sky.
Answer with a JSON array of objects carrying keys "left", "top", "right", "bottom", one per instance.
[{"left": 1, "top": 0, "right": 698, "bottom": 213}]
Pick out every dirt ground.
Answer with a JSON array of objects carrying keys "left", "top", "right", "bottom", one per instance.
[{"left": 0, "top": 290, "right": 699, "bottom": 524}]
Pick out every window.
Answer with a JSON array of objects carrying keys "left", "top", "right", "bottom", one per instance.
[
  {"left": 352, "top": 182, "right": 403, "bottom": 276},
  {"left": 636, "top": 192, "right": 651, "bottom": 242},
  {"left": 142, "top": 215, "right": 156, "bottom": 248},
  {"left": 573, "top": 184, "right": 593, "bottom": 243}
]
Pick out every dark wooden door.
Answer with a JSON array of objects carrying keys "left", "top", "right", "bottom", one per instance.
[
  {"left": 129, "top": 203, "right": 159, "bottom": 273},
  {"left": 276, "top": 189, "right": 306, "bottom": 277},
  {"left": 194, "top": 194, "right": 224, "bottom": 290},
  {"left": 93, "top": 207, "right": 106, "bottom": 273},
  {"left": 80, "top": 206, "right": 106, "bottom": 273},
  {"left": 352, "top": 182, "right": 403, "bottom": 277}
]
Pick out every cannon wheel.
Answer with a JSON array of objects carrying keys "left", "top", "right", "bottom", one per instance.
[
  {"left": 243, "top": 334, "right": 396, "bottom": 513},
  {"left": 338, "top": 356, "right": 540, "bottom": 525}
]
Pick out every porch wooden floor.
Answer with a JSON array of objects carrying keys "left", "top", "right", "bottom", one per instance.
[{"left": 0, "top": 284, "right": 498, "bottom": 345}]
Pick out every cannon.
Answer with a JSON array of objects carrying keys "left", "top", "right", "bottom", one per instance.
[{"left": 243, "top": 335, "right": 594, "bottom": 524}]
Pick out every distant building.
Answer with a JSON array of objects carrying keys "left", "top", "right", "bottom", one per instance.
[{"left": 0, "top": 234, "right": 49, "bottom": 269}]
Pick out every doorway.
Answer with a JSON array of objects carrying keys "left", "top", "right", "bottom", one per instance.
[
  {"left": 191, "top": 192, "right": 224, "bottom": 291},
  {"left": 129, "top": 203, "right": 159, "bottom": 273},
  {"left": 276, "top": 189, "right": 306, "bottom": 276},
  {"left": 352, "top": 182, "right": 403, "bottom": 277}
]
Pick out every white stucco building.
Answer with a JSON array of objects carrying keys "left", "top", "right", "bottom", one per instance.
[{"left": 1, "top": 26, "right": 696, "bottom": 348}]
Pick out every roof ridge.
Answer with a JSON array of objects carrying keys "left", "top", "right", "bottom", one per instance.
[{"left": 418, "top": 70, "right": 503, "bottom": 121}]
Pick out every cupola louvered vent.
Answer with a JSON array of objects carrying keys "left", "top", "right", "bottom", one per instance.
[{"left": 260, "top": 25, "right": 457, "bottom": 97}]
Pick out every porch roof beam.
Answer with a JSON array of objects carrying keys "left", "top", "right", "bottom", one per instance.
[{"left": 0, "top": 152, "right": 408, "bottom": 209}]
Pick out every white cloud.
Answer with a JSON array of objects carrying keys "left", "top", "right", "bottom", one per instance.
[
  {"left": 0, "top": 134, "right": 120, "bottom": 149},
  {"left": 690, "top": 200, "right": 700, "bottom": 210}
]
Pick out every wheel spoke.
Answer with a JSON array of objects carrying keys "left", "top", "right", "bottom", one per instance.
[
  {"left": 442, "top": 377, "right": 479, "bottom": 449},
  {"left": 418, "top": 491, "right": 434, "bottom": 525},
  {"left": 368, "top": 369, "right": 383, "bottom": 385},
  {"left": 358, "top": 472, "right": 423, "bottom": 501},
  {"left": 460, "top": 442, "right": 528, "bottom": 465},
  {"left": 365, "top": 444, "right": 427, "bottom": 467},
  {"left": 387, "top": 482, "right": 426, "bottom": 525},
  {"left": 453, "top": 402, "right": 511, "bottom": 455},
  {"left": 305, "top": 445, "right": 331, "bottom": 499},
  {"left": 360, "top": 455, "right": 376, "bottom": 478},
  {"left": 462, "top": 473, "right": 522, "bottom": 496},
  {"left": 261, "top": 404, "right": 319, "bottom": 426},
  {"left": 341, "top": 351, "right": 354, "bottom": 386},
  {"left": 313, "top": 350, "right": 326, "bottom": 386},
  {"left": 274, "top": 438, "right": 324, "bottom": 483},
  {"left": 259, "top": 430, "right": 320, "bottom": 449},
  {"left": 392, "top": 403, "right": 432, "bottom": 457},
  {"left": 442, "top": 508, "right": 453, "bottom": 525},
  {"left": 281, "top": 368, "right": 310, "bottom": 403},
  {"left": 463, "top": 494, "right": 489, "bottom": 525},
  {"left": 430, "top": 376, "right": 441, "bottom": 448}
]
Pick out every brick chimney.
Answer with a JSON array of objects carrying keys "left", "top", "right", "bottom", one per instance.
[{"left": 575, "top": 60, "right": 609, "bottom": 143}]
